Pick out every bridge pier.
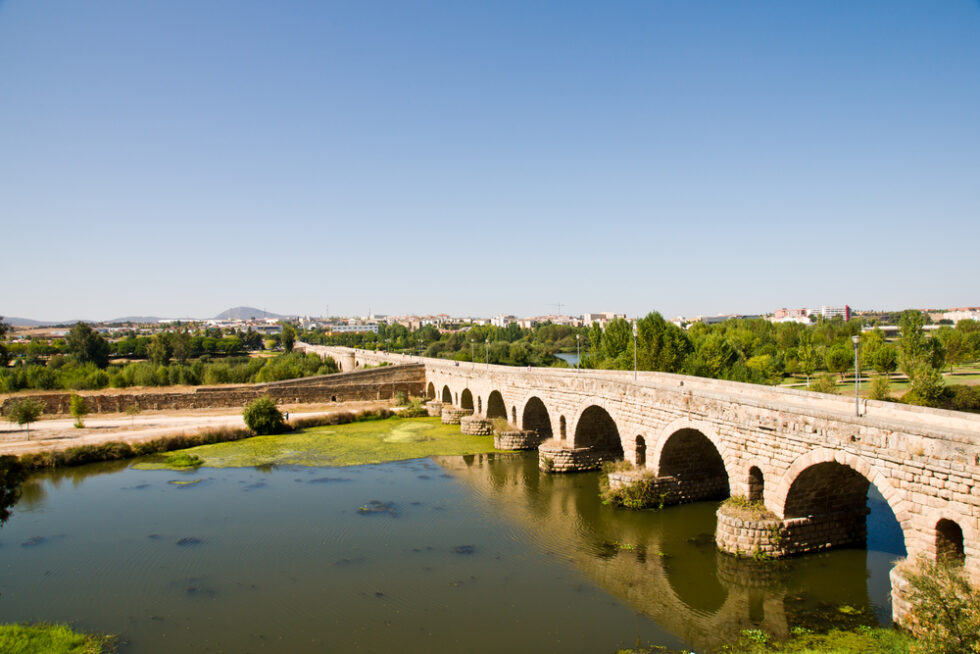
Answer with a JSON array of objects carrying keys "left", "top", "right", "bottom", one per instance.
[
  {"left": 441, "top": 406, "right": 472, "bottom": 424},
  {"left": 460, "top": 415, "right": 494, "bottom": 435},
  {"left": 424, "top": 400, "right": 443, "bottom": 417},
  {"left": 715, "top": 504, "right": 870, "bottom": 559},
  {"left": 495, "top": 429, "right": 546, "bottom": 450},
  {"left": 538, "top": 440, "right": 619, "bottom": 473}
]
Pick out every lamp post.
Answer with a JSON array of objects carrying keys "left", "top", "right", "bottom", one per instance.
[
  {"left": 632, "top": 320, "right": 638, "bottom": 382},
  {"left": 576, "top": 334, "right": 580, "bottom": 373},
  {"left": 485, "top": 338, "right": 489, "bottom": 372},
  {"left": 852, "top": 334, "right": 860, "bottom": 417}
]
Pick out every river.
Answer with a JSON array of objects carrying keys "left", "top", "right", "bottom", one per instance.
[{"left": 0, "top": 442, "right": 904, "bottom": 652}]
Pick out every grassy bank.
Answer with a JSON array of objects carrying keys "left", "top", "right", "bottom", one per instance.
[
  {"left": 15, "top": 408, "right": 395, "bottom": 472},
  {"left": 0, "top": 623, "right": 116, "bottom": 654},
  {"left": 618, "top": 626, "right": 910, "bottom": 654},
  {"left": 133, "top": 416, "right": 499, "bottom": 469}
]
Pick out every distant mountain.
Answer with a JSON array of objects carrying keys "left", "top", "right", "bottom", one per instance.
[
  {"left": 3, "top": 316, "right": 57, "bottom": 327},
  {"left": 214, "top": 307, "right": 283, "bottom": 320}
]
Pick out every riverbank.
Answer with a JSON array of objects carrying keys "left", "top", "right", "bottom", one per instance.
[
  {"left": 0, "top": 400, "right": 393, "bottom": 457},
  {"left": 0, "top": 622, "right": 116, "bottom": 653}
]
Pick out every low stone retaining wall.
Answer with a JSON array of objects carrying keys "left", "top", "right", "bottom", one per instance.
[
  {"left": 460, "top": 416, "right": 493, "bottom": 435},
  {"left": 425, "top": 401, "right": 444, "bottom": 417},
  {"left": 0, "top": 365, "right": 425, "bottom": 415},
  {"left": 538, "top": 440, "right": 619, "bottom": 472},
  {"left": 494, "top": 430, "right": 544, "bottom": 450},
  {"left": 716, "top": 505, "right": 870, "bottom": 558},
  {"left": 441, "top": 407, "right": 473, "bottom": 425}
]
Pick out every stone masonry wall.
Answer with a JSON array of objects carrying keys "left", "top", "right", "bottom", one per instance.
[{"left": 0, "top": 365, "right": 425, "bottom": 415}]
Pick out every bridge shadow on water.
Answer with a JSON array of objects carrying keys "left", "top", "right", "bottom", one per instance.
[{"left": 438, "top": 451, "right": 907, "bottom": 652}]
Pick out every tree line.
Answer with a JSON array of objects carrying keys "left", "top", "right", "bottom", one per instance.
[{"left": 0, "top": 320, "right": 335, "bottom": 392}]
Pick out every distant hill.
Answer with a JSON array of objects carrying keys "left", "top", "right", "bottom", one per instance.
[
  {"left": 3, "top": 316, "right": 56, "bottom": 327},
  {"left": 214, "top": 307, "right": 283, "bottom": 320}
]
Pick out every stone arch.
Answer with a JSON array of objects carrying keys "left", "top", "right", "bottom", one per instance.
[
  {"left": 649, "top": 418, "right": 736, "bottom": 483},
  {"left": 441, "top": 385, "right": 452, "bottom": 403},
  {"left": 635, "top": 436, "right": 647, "bottom": 468},
  {"left": 460, "top": 389, "right": 474, "bottom": 411},
  {"left": 572, "top": 405, "right": 623, "bottom": 456},
  {"left": 521, "top": 397, "right": 552, "bottom": 439},
  {"left": 426, "top": 382, "right": 435, "bottom": 400},
  {"left": 477, "top": 396, "right": 482, "bottom": 414},
  {"left": 771, "top": 448, "right": 910, "bottom": 553},
  {"left": 936, "top": 519, "right": 965, "bottom": 565},
  {"left": 748, "top": 466, "right": 764, "bottom": 503},
  {"left": 454, "top": 392, "right": 459, "bottom": 405},
  {"left": 559, "top": 415, "right": 567, "bottom": 441},
  {"left": 486, "top": 391, "right": 507, "bottom": 420},
  {"left": 656, "top": 426, "right": 730, "bottom": 502},
  {"left": 511, "top": 406, "right": 517, "bottom": 424}
]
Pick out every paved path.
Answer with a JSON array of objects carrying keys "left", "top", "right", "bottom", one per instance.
[{"left": 0, "top": 400, "right": 390, "bottom": 456}]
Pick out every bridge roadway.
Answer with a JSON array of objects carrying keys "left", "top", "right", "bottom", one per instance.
[{"left": 298, "top": 343, "right": 980, "bottom": 587}]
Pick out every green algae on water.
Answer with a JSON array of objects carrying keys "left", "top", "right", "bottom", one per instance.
[{"left": 132, "top": 417, "right": 499, "bottom": 470}]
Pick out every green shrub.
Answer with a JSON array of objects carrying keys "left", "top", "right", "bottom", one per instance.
[
  {"left": 69, "top": 394, "right": 89, "bottom": 428},
  {"left": 868, "top": 375, "right": 892, "bottom": 401},
  {"left": 242, "top": 397, "right": 284, "bottom": 435},
  {"left": 0, "top": 622, "right": 117, "bottom": 654},
  {"left": 809, "top": 374, "right": 838, "bottom": 395},
  {"left": 903, "top": 556, "right": 980, "bottom": 654}
]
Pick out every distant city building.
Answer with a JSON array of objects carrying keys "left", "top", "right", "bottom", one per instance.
[
  {"left": 943, "top": 308, "right": 980, "bottom": 323},
  {"left": 583, "top": 312, "right": 626, "bottom": 328},
  {"left": 818, "top": 305, "right": 851, "bottom": 321},
  {"left": 325, "top": 323, "right": 379, "bottom": 334},
  {"left": 491, "top": 314, "right": 517, "bottom": 327},
  {"left": 770, "top": 308, "right": 811, "bottom": 325}
]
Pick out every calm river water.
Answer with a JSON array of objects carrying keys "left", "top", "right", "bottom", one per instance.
[{"left": 0, "top": 450, "right": 904, "bottom": 653}]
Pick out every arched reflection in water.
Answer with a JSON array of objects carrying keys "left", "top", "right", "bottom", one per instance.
[{"left": 436, "top": 452, "right": 904, "bottom": 651}]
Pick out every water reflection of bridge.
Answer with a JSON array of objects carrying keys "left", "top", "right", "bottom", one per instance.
[{"left": 437, "top": 452, "right": 882, "bottom": 652}]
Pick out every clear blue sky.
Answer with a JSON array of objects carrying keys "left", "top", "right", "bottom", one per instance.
[{"left": 2, "top": 1, "right": 978, "bottom": 321}]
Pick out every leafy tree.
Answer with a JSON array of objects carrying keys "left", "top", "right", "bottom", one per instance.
[
  {"left": 905, "top": 557, "right": 980, "bottom": 654},
  {"left": 171, "top": 329, "right": 192, "bottom": 364},
  {"left": 5, "top": 397, "right": 45, "bottom": 439},
  {"left": 937, "top": 327, "right": 966, "bottom": 371},
  {"left": 69, "top": 394, "right": 89, "bottom": 428},
  {"left": 281, "top": 323, "right": 296, "bottom": 353},
  {"left": 242, "top": 396, "right": 284, "bottom": 435},
  {"left": 825, "top": 343, "right": 854, "bottom": 381},
  {"left": 797, "top": 343, "right": 817, "bottom": 388},
  {"left": 904, "top": 365, "right": 946, "bottom": 407},
  {"left": 146, "top": 333, "right": 172, "bottom": 366},
  {"left": 868, "top": 375, "right": 892, "bottom": 401},
  {"left": 66, "top": 322, "right": 110, "bottom": 368},
  {"left": 898, "top": 310, "right": 927, "bottom": 379},
  {"left": 872, "top": 344, "right": 898, "bottom": 376}
]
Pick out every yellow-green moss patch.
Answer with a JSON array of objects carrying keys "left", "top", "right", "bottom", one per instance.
[
  {"left": 0, "top": 622, "right": 116, "bottom": 654},
  {"left": 132, "top": 417, "right": 498, "bottom": 469}
]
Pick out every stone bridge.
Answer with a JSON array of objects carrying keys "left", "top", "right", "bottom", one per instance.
[{"left": 299, "top": 343, "right": 980, "bottom": 592}]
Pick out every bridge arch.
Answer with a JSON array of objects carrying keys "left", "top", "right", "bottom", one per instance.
[
  {"left": 441, "top": 385, "right": 452, "bottom": 403},
  {"left": 650, "top": 418, "right": 736, "bottom": 483},
  {"left": 771, "top": 448, "right": 910, "bottom": 554},
  {"left": 426, "top": 382, "right": 435, "bottom": 400},
  {"left": 635, "top": 436, "right": 647, "bottom": 468},
  {"left": 919, "top": 506, "right": 977, "bottom": 567},
  {"left": 460, "top": 389, "right": 474, "bottom": 411},
  {"left": 486, "top": 391, "right": 507, "bottom": 420},
  {"left": 521, "top": 396, "right": 552, "bottom": 439},
  {"left": 653, "top": 421, "right": 731, "bottom": 502},
  {"left": 572, "top": 405, "right": 623, "bottom": 457}
]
